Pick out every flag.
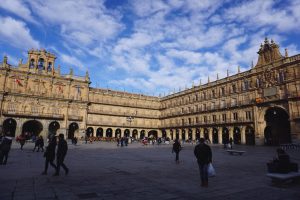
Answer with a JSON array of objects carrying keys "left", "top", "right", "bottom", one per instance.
[{"left": 15, "top": 78, "right": 23, "bottom": 86}]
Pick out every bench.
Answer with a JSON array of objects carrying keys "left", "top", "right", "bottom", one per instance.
[
  {"left": 266, "top": 172, "right": 300, "bottom": 184},
  {"left": 226, "top": 150, "right": 245, "bottom": 155}
]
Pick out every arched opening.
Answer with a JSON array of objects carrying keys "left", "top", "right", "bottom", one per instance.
[
  {"left": 170, "top": 129, "right": 174, "bottom": 140},
  {"left": 115, "top": 128, "right": 121, "bottom": 138},
  {"left": 162, "top": 129, "right": 167, "bottom": 138},
  {"left": 181, "top": 129, "right": 186, "bottom": 141},
  {"left": 264, "top": 107, "right": 291, "bottom": 145},
  {"left": 124, "top": 129, "right": 130, "bottom": 137},
  {"left": 38, "top": 58, "right": 45, "bottom": 70},
  {"left": 222, "top": 127, "right": 229, "bottom": 144},
  {"left": 106, "top": 128, "right": 113, "bottom": 137},
  {"left": 22, "top": 120, "right": 43, "bottom": 138},
  {"left": 204, "top": 128, "right": 209, "bottom": 140},
  {"left": 96, "top": 128, "right": 103, "bottom": 137},
  {"left": 148, "top": 130, "right": 158, "bottom": 138},
  {"left": 140, "top": 130, "right": 145, "bottom": 139},
  {"left": 245, "top": 126, "right": 255, "bottom": 145},
  {"left": 175, "top": 129, "right": 179, "bottom": 140},
  {"left": 48, "top": 121, "right": 60, "bottom": 137},
  {"left": 196, "top": 128, "right": 200, "bottom": 140},
  {"left": 188, "top": 129, "right": 192, "bottom": 140},
  {"left": 132, "top": 129, "right": 138, "bottom": 139},
  {"left": 233, "top": 127, "right": 241, "bottom": 144},
  {"left": 3, "top": 118, "right": 17, "bottom": 137},
  {"left": 86, "top": 127, "right": 94, "bottom": 137},
  {"left": 68, "top": 123, "right": 79, "bottom": 139},
  {"left": 212, "top": 128, "right": 218, "bottom": 144},
  {"left": 30, "top": 59, "right": 35, "bottom": 68}
]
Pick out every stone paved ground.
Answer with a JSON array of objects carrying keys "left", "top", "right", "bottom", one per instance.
[{"left": 0, "top": 141, "right": 300, "bottom": 200}]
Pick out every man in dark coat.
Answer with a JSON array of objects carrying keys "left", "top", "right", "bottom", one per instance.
[
  {"left": 194, "top": 138, "right": 212, "bottom": 187},
  {"left": 54, "top": 134, "right": 69, "bottom": 176},
  {"left": 0, "top": 134, "right": 13, "bottom": 165},
  {"left": 172, "top": 139, "right": 182, "bottom": 164},
  {"left": 42, "top": 136, "right": 57, "bottom": 175}
]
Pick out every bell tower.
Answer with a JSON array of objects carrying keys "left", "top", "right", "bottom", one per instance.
[{"left": 27, "top": 49, "right": 56, "bottom": 74}]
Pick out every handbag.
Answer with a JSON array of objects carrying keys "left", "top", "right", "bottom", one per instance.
[{"left": 208, "top": 163, "right": 216, "bottom": 177}]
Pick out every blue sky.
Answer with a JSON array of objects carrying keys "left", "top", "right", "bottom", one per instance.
[{"left": 0, "top": 0, "right": 300, "bottom": 96}]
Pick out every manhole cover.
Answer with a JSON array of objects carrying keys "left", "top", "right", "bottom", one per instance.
[{"left": 77, "top": 193, "right": 98, "bottom": 199}]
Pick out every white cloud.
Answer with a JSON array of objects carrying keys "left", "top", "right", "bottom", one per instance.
[
  {"left": 60, "top": 54, "right": 86, "bottom": 72},
  {"left": 0, "top": 0, "right": 38, "bottom": 24},
  {"left": 0, "top": 16, "right": 39, "bottom": 49}
]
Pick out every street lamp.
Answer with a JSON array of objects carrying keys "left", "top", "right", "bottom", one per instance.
[{"left": 126, "top": 116, "right": 134, "bottom": 138}]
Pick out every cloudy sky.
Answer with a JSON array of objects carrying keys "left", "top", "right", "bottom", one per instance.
[{"left": 0, "top": 0, "right": 300, "bottom": 96}]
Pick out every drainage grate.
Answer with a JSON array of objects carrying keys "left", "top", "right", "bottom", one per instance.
[{"left": 77, "top": 193, "right": 99, "bottom": 199}]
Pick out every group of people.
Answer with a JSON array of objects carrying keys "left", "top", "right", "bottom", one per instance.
[
  {"left": 172, "top": 138, "right": 212, "bottom": 187},
  {"left": 116, "top": 137, "right": 129, "bottom": 146},
  {"left": 42, "top": 134, "right": 69, "bottom": 176},
  {"left": 33, "top": 136, "right": 45, "bottom": 152}
]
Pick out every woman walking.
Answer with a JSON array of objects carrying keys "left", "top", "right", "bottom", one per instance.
[{"left": 172, "top": 139, "right": 182, "bottom": 164}]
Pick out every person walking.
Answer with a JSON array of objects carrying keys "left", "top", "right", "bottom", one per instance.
[
  {"left": 0, "top": 133, "right": 13, "bottom": 165},
  {"left": 37, "top": 136, "right": 44, "bottom": 152},
  {"left": 229, "top": 137, "right": 233, "bottom": 149},
  {"left": 53, "top": 134, "right": 69, "bottom": 176},
  {"left": 33, "top": 136, "right": 40, "bottom": 152},
  {"left": 172, "top": 139, "right": 182, "bottom": 164},
  {"left": 194, "top": 138, "right": 212, "bottom": 187},
  {"left": 42, "top": 136, "right": 57, "bottom": 175},
  {"left": 19, "top": 134, "right": 26, "bottom": 150}
]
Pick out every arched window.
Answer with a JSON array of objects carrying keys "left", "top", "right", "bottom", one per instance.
[
  {"left": 38, "top": 58, "right": 45, "bottom": 70},
  {"left": 47, "top": 62, "right": 52, "bottom": 72},
  {"left": 30, "top": 59, "right": 35, "bottom": 68}
]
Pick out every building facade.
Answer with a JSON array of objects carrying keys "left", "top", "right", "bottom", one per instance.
[{"left": 0, "top": 39, "right": 299, "bottom": 145}]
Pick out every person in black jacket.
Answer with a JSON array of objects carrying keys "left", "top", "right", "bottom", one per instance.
[
  {"left": 194, "top": 138, "right": 212, "bottom": 187},
  {"left": 41, "top": 136, "right": 57, "bottom": 175},
  {"left": 0, "top": 134, "right": 13, "bottom": 165},
  {"left": 172, "top": 139, "right": 182, "bottom": 164},
  {"left": 53, "top": 134, "right": 69, "bottom": 176}
]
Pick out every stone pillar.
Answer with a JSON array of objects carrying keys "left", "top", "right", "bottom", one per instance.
[
  {"left": 241, "top": 126, "right": 246, "bottom": 144},
  {"left": 208, "top": 128, "right": 213, "bottom": 143},
  {"left": 218, "top": 127, "right": 223, "bottom": 144}
]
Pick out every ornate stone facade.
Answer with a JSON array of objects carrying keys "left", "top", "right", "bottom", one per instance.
[{"left": 1, "top": 39, "right": 300, "bottom": 145}]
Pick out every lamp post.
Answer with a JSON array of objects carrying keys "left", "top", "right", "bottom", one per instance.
[{"left": 126, "top": 116, "right": 134, "bottom": 138}]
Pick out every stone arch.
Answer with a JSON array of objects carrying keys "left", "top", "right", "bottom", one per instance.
[
  {"left": 86, "top": 127, "right": 94, "bottom": 137},
  {"left": 68, "top": 122, "right": 79, "bottom": 139},
  {"left": 181, "top": 129, "right": 186, "bottom": 141},
  {"left": 233, "top": 127, "right": 241, "bottom": 144},
  {"left": 264, "top": 106, "right": 291, "bottom": 145},
  {"left": 148, "top": 130, "right": 158, "bottom": 138},
  {"left": 203, "top": 128, "right": 209, "bottom": 140},
  {"left": 22, "top": 120, "right": 43, "bottom": 138},
  {"left": 162, "top": 129, "right": 167, "bottom": 138},
  {"left": 132, "top": 129, "right": 138, "bottom": 139},
  {"left": 96, "top": 128, "right": 103, "bottom": 137},
  {"left": 245, "top": 126, "right": 255, "bottom": 145},
  {"left": 222, "top": 127, "right": 229, "bottom": 144},
  {"left": 48, "top": 121, "right": 60, "bottom": 137},
  {"left": 212, "top": 127, "right": 218, "bottom": 144},
  {"left": 3, "top": 118, "right": 17, "bottom": 137},
  {"left": 115, "top": 128, "right": 121, "bottom": 138},
  {"left": 106, "top": 128, "right": 113, "bottom": 137},
  {"left": 124, "top": 129, "right": 130, "bottom": 137},
  {"left": 196, "top": 128, "right": 200, "bottom": 140},
  {"left": 140, "top": 130, "right": 145, "bottom": 139}
]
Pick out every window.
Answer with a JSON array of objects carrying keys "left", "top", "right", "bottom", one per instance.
[
  {"left": 195, "top": 94, "right": 198, "bottom": 101},
  {"left": 188, "top": 107, "right": 191, "bottom": 113},
  {"left": 233, "top": 112, "right": 238, "bottom": 120},
  {"left": 220, "top": 100, "right": 226, "bottom": 108},
  {"left": 246, "top": 111, "right": 252, "bottom": 120},
  {"left": 212, "top": 90, "right": 216, "bottom": 98},
  {"left": 38, "top": 58, "right": 45, "bottom": 70},
  {"left": 188, "top": 118, "right": 191, "bottom": 125},
  {"left": 221, "top": 87, "right": 225, "bottom": 96},
  {"left": 181, "top": 119, "right": 185, "bottom": 125},
  {"left": 47, "top": 62, "right": 52, "bottom": 71},
  {"left": 196, "top": 117, "right": 199, "bottom": 123},
  {"left": 256, "top": 78, "right": 262, "bottom": 88},
  {"left": 181, "top": 108, "right": 184, "bottom": 113},
  {"left": 211, "top": 102, "right": 215, "bottom": 110},
  {"left": 231, "top": 98, "right": 237, "bottom": 107},
  {"left": 212, "top": 115, "right": 217, "bottom": 122},
  {"left": 243, "top": 80, "right": 249, "bottom": 91},
  {"left": 203, "top": 104, "right": 206, "bottom": 111},
  {"left": 232, "top": 84, "right": 237, "bottom": 93},
  {"left": 278, "top": 71, "right": 285, "bottom": 83},
  {"left": 195, "top": 105, "right": 198, "bottom": 112},
  {"left": 203, "top": 92, "right": 206, "bottom": 100},
  {"left": 30, "top": 59, "right": 35, "bottom": 68},
  {"left": 222, "top": 113, "right": 226, "bottom": 122},
  {"left": 204, "top": 116, "right": 207, "bottom": 123}
]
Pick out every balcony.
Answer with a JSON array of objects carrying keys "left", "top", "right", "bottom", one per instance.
[{"left": 2, "top": 110, "right": 64, "bottom": 120}]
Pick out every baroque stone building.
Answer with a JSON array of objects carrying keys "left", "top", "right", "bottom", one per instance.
[{"left": 0, "top": 39, "right": 299, "bottom": 145}]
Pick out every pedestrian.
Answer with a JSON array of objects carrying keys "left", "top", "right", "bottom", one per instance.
[
  {"left": 0, "top": 133, "right": 13, "bottom": 165},
  {"left": 172, "top": 139, "right": 182, "bottom": 164},
  {"left": 85, "top": 135, "right": 88, "bottom": 144},
  {"left": 33, "top": 135, "right": 40, "bottom": 152},
  {"left": 194, "top": 138, "right": 212, "bottom": 187},
  {"left": 19, "top": 134, "right": 26, "bottom": 150},
  {"left": 53, "top": 134, "right": 69, "bottom": 176},
  {"left": 37, "top": 136, "right": 44, "bottom": 152},
  {"left": 229, "top": 137, "right": 233, "bottom": 149},
  {"left": 42, "top": 136, "right": 57, "bottom": 175}
]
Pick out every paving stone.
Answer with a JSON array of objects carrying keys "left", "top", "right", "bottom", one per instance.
[{"left": 0, "top": 141, "right": 300, "bottom": 200}]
